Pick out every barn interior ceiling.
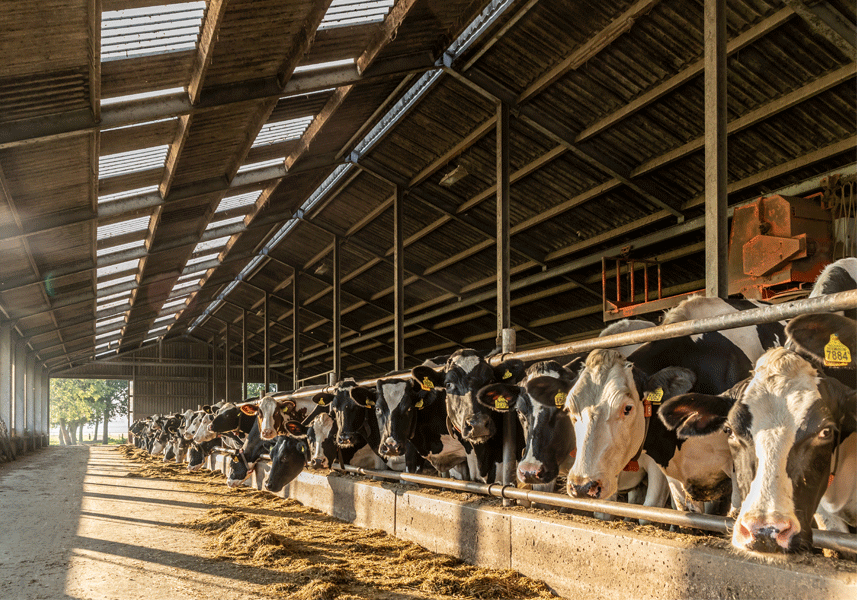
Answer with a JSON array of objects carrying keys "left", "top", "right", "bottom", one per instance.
[{"left": 0, "top": 0, "right": 854, "bottom": 384}]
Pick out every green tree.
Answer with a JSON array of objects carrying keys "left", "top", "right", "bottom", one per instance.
[
  {"left": 245, "top": 382, "right": 277, "bottom": 399},
  {"left": 50, "top": 379, "right": 129, "bottom": 445}
]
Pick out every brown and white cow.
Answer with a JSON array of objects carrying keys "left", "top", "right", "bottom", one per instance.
[{"left": 239, "top": 394, "right": 314, "bottom": 440}]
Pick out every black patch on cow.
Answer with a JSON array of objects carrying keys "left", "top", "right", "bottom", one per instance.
[{"left": 818, "top": 265, "right": 857, "bottom": 296}]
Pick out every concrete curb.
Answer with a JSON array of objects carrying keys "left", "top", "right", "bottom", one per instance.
[{"left": 200, "top": 457, "right": 856, "bottom": 599}]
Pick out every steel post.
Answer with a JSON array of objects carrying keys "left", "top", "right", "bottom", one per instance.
[
  {"left": 393, "top": 186, "right": 406, "bottom": 371},
  {"left": 332, "top": 238, "right": 342, "bottom": 382},
  {"left": 0, "top": 323, "right": 12, "bottom": 438},
  {"left": 292, "top": 271, "right": 301, "bottom": 387}
]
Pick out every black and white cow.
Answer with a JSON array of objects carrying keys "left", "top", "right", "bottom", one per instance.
[
  {"left": 263, "top": 424, "right": 312, "bottom": 494},
  {"left": 566, "top": 296, "right": 785, "bottom": 513},
  {"left": 187, "top": 436, "right": 221, "bottom": 472},
  {"left": 226, "top": 419, "right": 276, "bottom": 488},
  {"left": 810, "top": 257, "right": 857, "bottom": 320},
  {"left": 659, "top": 343, "right": 856, "bottom": 554},
  {"left": 374, "top": 366, "right": 467, "bottom": 476},
  {"left": 239, "top": 394, "right": 314, "bottom": 440},
  {"left": 304, "top": 413, "right": 381, "bottom": 471}
]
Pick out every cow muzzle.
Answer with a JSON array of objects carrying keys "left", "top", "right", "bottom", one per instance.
[
  {"left": 309, "top": 457, "right": 328, "bottom": 469},
  {"left": 337, "top": 433, "right": 356, "bottom": 447},
  {"left": 734, "top": 513, "right": 799, "bottom": 553},
  {"left": 379, "top": 438, "right": 404, "bottom": 457},
  {"left": 461, "top": 414, "right": 494, "bottom": 443},
  {"left": 569, "top": 478, "right": 603, "bottom": 499},
  {"left": 517, "top": 461, "right": 549, "bottom": 484}
]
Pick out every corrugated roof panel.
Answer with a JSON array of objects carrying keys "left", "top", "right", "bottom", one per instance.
[
  {"left": 97, "top": 239, "right": 146, "bottom": 257},
  {"left": 252, "top": 116, "right": 315, "bottom": 147},
  {"left": 97, "top": 258, "right": 140, "bottom": 278},
  {"left": 194, "top": 235, "right": 231, "bottom": 254},
  {"left": 319, "top": 0, "right": 394, "bottom": 30},
  {"left": 97, "top": 216, "right": 151, "bottom": 240},
  {"left": 99, "top": 145, "right": 170, "bottom": 178},
  {"left": 216, "top": 190, "right": 264, "bottom": 212}
]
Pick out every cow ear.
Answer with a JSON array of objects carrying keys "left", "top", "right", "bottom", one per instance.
[
  {"left": 202, "top": 405, "right": 213, "bottom": 414},
  {"left": 526, "top": 376, "right": 573, "bottom": 409},
  {"left": 477, "top": 383, "right": 519, "bottom": 412},
  {"left": 411, "top": 366, "right": 443, "bottom": 391},
  {"left": 279, "top": 400, "right": 296, "bottom": 414},
  {"left": 821, "top": 377, "right": 857, "bottom": 437},
  {"left": 350, "top": 386, "right": 376, "bottom": 408},
  {"left": 313, "top": 392, "right": 334, "bottom": 407},
  {"left": 644, "top": 367, "right": 696, "bottom": 400},
  {"left": 493, "top": 359, "right": 526, "bottom": 384},
  {"left": 659, "top": 393, "right": 734, "bottom": 438},
  {"left": 786, "top": 313, "right": 856, "bottom": 366},
  {"left": 239, "top": 404, "right": 258, "bottom": 416},
  {"left": 285, "top": 420, "right": 308, "bottom": 438}
]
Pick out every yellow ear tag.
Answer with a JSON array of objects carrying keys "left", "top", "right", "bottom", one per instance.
[
  {"left": 317, "top": 399, "right": 325, "bottom": 406},
  {"left": 554, "top": 390, "right": 565, "bottom": 408},
  {"left": 824, "top": 334, "right": 852, "bottom": 367},
  {"left": 415, "top": 399, "right": 424, "bottom": 410},
  {"left": 366, "top": 400, "right": 375, "bottom": 407},
  {"left": 645, "top": 387, "right": 664, "bottom": 405},
  {"left": 503, "top": 369, "right": 513, "bottom": 380},
  {"left": 495, "top": 397, "right": 508, "bottom": 410},
  {"left": 421, "top": 377, "right": 434, "bottom": 391}
]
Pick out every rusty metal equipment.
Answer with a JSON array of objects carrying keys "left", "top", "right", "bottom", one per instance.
[
  {"left": 602, "top": 254, "right": 699, "bottom": 321},
  {"left": 728, "top": 194, "right": 832, "bottom": 299}
]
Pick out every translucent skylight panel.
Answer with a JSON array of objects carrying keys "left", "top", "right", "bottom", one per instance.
[
  {"left": 294, "top": 58, "right": 355, "bottom": 73},
  {"left": 103, "top": 118, "right": 176, "bottom": 132},
  {"left": 97, "top": 239, "right": 146, "bottom": 257},
  {"left": 97, "top": 259, "right": 140, "bottom": 278},
  {"left": 252, "top": 116, "right": 314, "bottom": 147},
  {"left": 99, "top": 145, "right": 169, "bottom": 179},
  {"left": 148, "top": 324, "right": 170, "bottom": 335},
  {"left": 96, "top": 329, "right": 122, "bottom": 340},
  {"left": 97, "top": 315, "right": 126, "bottom": 328},
  {"left": 207, "top": 215, "right": 246, "bottom": 230},
  {"left": 215, "top": 190, "right": 263, "bottom": 213},
  {"left": 153, "top": 314, "right": 175, "bottom": 325},
  {"left": 98, "top": 185, "right": 160, "bottom": 204},
  {"left": 176, "top": 271, "right": 201, "bottom": 282},
  {"left": 101, "top": 87, "right": 185, "bottom": 106},
  {"left": 98, "top": 289, "right": 132, "bottom": 302},
  {"left": 186, "top": 254, "right": 219, "bottom": 267},
  {"left": 101, "top": 2, "right": 206, "bottom": 61},
  {"left": 319, "top": 0, "right": 393, "bottom": 30},
  {"left": 173, "top": 278, "right": 201, "bottom": 290},
  {"left": 96, "top": 342, "right": 110, "bottom": 350},
  {"left": 97, "top": 297, "right": 130, "bottom": 311},
  {"left": 237, "top": 158, "right": 284, "bottom": 174},
  {"left": 96, "top": 350, "right": 116, "bottom": 358},
  {"left": 97, "top": 216, "right": 151, "bottom": 240},
  {"left": 98, "top": 274, "right": 137, "bottom": 288},
  {"left": 193, "top": 235, "right": 231, "bottom": 255},
  {"left": 162, "top": 298, "right": 187, "bottom": 310}
]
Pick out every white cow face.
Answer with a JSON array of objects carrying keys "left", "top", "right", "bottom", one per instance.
[{"left": 566, "top": 350, "right": 645, "bottom": 501}]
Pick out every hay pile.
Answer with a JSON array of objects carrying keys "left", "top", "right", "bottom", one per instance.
[{"left": 120, "top": 444, "right": 559, "bottom": 599}]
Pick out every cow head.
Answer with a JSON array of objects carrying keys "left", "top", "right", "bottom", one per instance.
[
  {"left": 566, "top": 349, "right": 695, "bottom": 500},
  {"left": 374, "top": 367, "right": 445, "bottom": 459},
  {"left": 478, "top": 360, "right": 577, "bottom": 485},
  {"left": 660, "top": 346, "right": 856, "bottom": 554},
  {"left": 240, "top": 396, "right": 297, "bottom": 440},
  {"left": 306, "top": 413, "right": 337, "bottom": 469},
  {"left": 264, "top": 422, "right": 311, "bottom": 493},
  {"left": 441, "top": 349, "right": 503, "bottom": 444},
  {"left": 313, "top": 379, "right": 375, "bottom": 448}
]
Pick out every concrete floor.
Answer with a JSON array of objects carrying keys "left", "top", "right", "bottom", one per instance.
[{"left": 0, "top": 446, "right": 271, "bottom": 600}]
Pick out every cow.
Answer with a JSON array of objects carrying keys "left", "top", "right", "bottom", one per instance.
[
  {"left": 263, "top": 426, "right": 313, "bottom": 494},
  {"left": 659, "top": 343, "right": 856, "bottom": 554},
  {"left": 187, "top": 436, "right": 221, "bottom": 472},
  {"left": 239, "top": 394, "right": 314, "bottom": 440},
  {"left": 374, "top": 365, "right": 468, "bottom": 476},
  {"left": 226, "top": 419, "right": 276, "bottom": 488},
  {"left": 566, "top": 296, "right": 785, "bottom": 514},
  {"left": 304, "top": 412, "right": 401, "bottom": 471},
  {"left": 809, "top": 257, "right": 857, "bottom": 319}
]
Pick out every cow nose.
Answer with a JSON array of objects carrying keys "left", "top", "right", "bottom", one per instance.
[
  {"left": 518, "top": 462, "right": 547, "bottom": 483},
  {"left": 383, "top": 438, "right": 403, "bottom": 456},
  {"left": 569, "top": 479, "right": 602, "bottom": 499},
  {"left": 736, "top": 514, "right": 797, "bottom": 552},
  {"left": 337, "top": 434, "right": 353, "bottom": 446},
  {"left": 261, "top": 428, "right": 275, "bottom": 439},
  {"left": 310, "top": 458, "right": 326, "bottom": 469}
]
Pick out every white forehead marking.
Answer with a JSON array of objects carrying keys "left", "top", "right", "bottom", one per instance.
[
  {"left": 453, "top": 354, "right": 480, "bottom": 374},
  {"left": 744, "top": 348, "right": 821, "bottom": 435},
  {"left": 567, "top": 360, "right": 636, "bottom": 413},
  {"left": 381, "top": 382, "right": 408, "bottom": 411}
]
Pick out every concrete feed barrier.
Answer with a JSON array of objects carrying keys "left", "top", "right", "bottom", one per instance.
[{"left": 204, "top": 459, "right": 857, "bottom": 599}]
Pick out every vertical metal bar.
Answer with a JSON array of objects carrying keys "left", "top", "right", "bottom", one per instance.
[
  {"left": 658, "top": 263, "right": 663, "bottom": 299},
  {"left": 602, "top": 257, "right": 607, "bottom": 314},
  {"left": 644, "top": 264, "right": 650, "bottom": 303},
  {"left": 332, "top": 237, "right": 342, "bottom": 382},
  {"left": 629, "top": 260, "right": 635, "bottom": 303},
  {"left": 497, "top": 101, "right": 515, "bottom": 506},
  {"left": 26, "top": 354, "right": 35, "bottom": 448},
  {"left": 393, "top": 186, "right": 406, "bottom": 371},
  {"left": 616, "top": 259, "right": 621, "bottom": 303},
  {"left": 0, "top": 322, "right": 12, "bottom": 439},
  {"left": 242, "top": 308, "right": 248, "bottom": 401},
  {"left": 264, "top": 293, "right": 270, "bottom": 393},
  {"left": 705, "top": 0, "right": 728, "bottom": 299},
  {"left": 292, "top": 271, "right": 301, "bottom": 388},
  {"left": 225, "top": 322, "right": 231, "bottom": 403},
  {"left": 212, "top": 333, "right": 218, "bottom": 403},
  {"left": 14, "top": 341, "right": 25, "bottom": 438}
]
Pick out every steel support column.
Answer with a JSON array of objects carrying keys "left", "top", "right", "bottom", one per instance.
[
  {"left": 393, "top": 186, "right": 406, "bottom": 371},
  {"left": 225, "top": 322, "right": 231, "bottom": 403},
  {"left": 14, "top": 342, "right": 25, "bottom": 439},
  {"left": 332, "top": 238, "right": 342, "bottom": 381},
  {"left": 0, "top": 323, "right": 12, "bottom": 441},
  {"left": 212, "top": 333, "right": 218, "bottom": 403},
  {"left": 292, "top": 272, "right": 301, "bottom": 387},
  {"left": 264, "top": 293, "right": 270, "bottom": 393},
  {"left": 497, "top": 101, "right": 515, "bottom": 505},
  {"left": 704, "top": 0, "right": 728, "bottom": 298},
  {"left": 242, "top": 309, "right": 248, "bottom": 401},
  {"left": 42, "top": 368, "right": 49, "bottom": 442},
  {"left": 26, "top": 354, "right": 35, "bottom": 447}
]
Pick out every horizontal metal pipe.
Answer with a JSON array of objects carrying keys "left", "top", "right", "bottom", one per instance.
[
  {"left": 212, "top": 447, "right": 236, "bottom": 456},
  {"left": 338, "top": 465, "right": 857, "bottom": 553},
  {"left": 239, "top": 290, "right": 857, "bottom": 406},
  {"left": 488, "top": 290, "right": 857, "bottom": 365}
]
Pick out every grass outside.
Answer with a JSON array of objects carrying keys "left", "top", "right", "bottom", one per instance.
[{"left": 50, "top": 434, "right": 127, "bottom": 446}]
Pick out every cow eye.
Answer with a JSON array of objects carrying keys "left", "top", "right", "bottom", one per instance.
[
  {"left": 723, "top": 425, "right": 733, "bottom": 437},
  {"left": 818, "top": 427, "right": 833, "bottom": 440},
  {"left": 623, "top": 404, "right": 633, "bottom": 416}
]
